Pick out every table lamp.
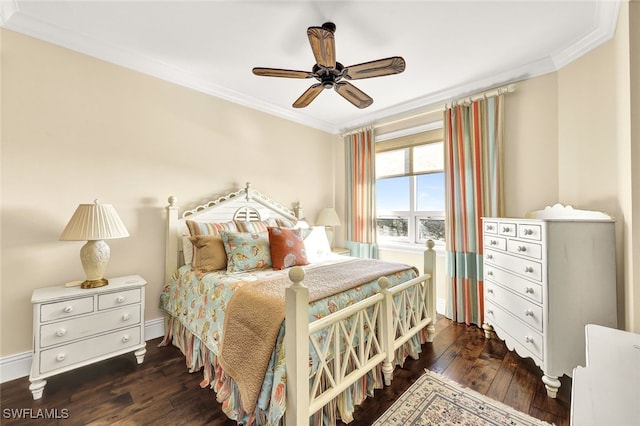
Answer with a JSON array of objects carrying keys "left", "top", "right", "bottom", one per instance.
[
  {"left": 60, "top": 200, "right": 129, "bottom": 288},
  {"left": 316, "top": 207, "right": 341, "bottom": 248}
]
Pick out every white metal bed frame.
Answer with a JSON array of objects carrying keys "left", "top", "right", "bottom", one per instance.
[{"left": 165, "top": 183, "right": 436, "bottom": 425}]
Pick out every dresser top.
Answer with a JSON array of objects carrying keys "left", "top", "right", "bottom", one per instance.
[{"left": 31, "top": 275, "right": 146, "bottom": 303}]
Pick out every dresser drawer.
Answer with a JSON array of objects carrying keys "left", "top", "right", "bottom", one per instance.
[
  {"left": 484, "top": 221, "right": 499, "bottom": 235},
  {"left": 498, "top": 222, "right": 517, "bottom": 237},
  {"left": 485, "top": 282, "right": 543, "bottom": 332},
  {"left": 484, "top": 249, "right": 542, "bottom": 282},
  {"left": 40, "top": 297, "right": 94, "bottom": 322},
  {"left": 506, "top": 239, "right": 542, "bottom": 260},
  {"left": 40, "top": 305, "right": 141, "bottom": 348},
  {"left": 518, "top": 223, "right": 542, "bottom": 241},
  {"left": 485, "top": 236, "right": 507, "bottom": 251},
  {"left": 485, "top": 301, "right": 543, "bottom": 361},
  {"left": 98, "top": 288, "right": 141, "bottom": 310},
  {"left": 484, "top": 265, "right": 542, "bottom": 304},
  {"left": 39, "top": 326, "right": 142, "bottom": 374}
]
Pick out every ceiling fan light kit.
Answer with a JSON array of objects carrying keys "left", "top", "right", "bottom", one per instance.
[{"left": 252, "top": 22, "right": 405, "bottom": 109}]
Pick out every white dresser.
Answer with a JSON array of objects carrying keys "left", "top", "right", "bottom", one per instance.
[
  {"left": 481, "top": 207, "right": 617, "bottom": 398},
  {"left": 29, "top": 275, "right": 147, "bottom": 399}
]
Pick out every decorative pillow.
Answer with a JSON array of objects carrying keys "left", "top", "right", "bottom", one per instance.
[
  {"left": 275, "top": 217, "right": 297, "bottom": 228},
  {"left": 190, "top": 235, "right": 227, "bottom": 273},
  {"left": 186, "top": 220, "right": 237, "bottom": 236},
  {"left": 268, "top": 227, "right": 309, "bottom": 270},
  {"left": 182, "top": 235, "right": 194, "bottom": 265},
  {"left": 303, "top": 226, "right": 332, "bottom": 262},
  {"left": 220, "top": 231, "right": 271, "bottom": 273},
  {"left": 235, "top": 220, "right": 270, "bottom": 234}
]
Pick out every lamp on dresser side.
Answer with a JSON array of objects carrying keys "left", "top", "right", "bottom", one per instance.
[{"left": 60, "top": 200, "right": 129, "bottom": 288}]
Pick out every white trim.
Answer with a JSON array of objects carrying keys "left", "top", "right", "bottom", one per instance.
[{"left": 0, "top": 318, "right": 166, "bottom": 383}]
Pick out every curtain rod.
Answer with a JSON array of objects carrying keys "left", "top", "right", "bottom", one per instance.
[{"left": 368, "top": 82, "right": 517, "bottom": 131}]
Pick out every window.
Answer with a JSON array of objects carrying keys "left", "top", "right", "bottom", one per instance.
[{"left": 375, "top": 126, "right": 445, "bottom": 246}]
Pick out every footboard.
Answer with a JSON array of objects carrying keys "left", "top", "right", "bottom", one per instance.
[{"left": 285, "top": 241, "right": 437, "bottom": 425}]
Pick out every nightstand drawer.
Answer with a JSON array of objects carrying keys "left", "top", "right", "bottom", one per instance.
[
  {"left": 39, "top": 326, "right": 142, "bottom": 374},
  {"left": 40, "top": 297, "right": 94, "bottom": 322},
  {"left": 40, "top": 305, "right": 141, "bottom": 348},
  {"left": 98, "top": 288, "right": 141, "bottom": 310}
]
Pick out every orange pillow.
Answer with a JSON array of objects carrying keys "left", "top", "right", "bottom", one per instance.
[{"left": 268, "top": 227, "right": 309, "bottom": 270}]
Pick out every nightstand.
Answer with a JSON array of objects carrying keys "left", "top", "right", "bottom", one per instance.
[
  {"left": 29, "top": 275, "right": 147, "bottom": 400},
  {"left": 332, "top": 247, "right": 350, "bottom": 256}
]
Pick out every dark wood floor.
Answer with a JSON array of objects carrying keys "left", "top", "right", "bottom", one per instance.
[{"left": 1, "top": 316, "right": 570, "bottom": 425}]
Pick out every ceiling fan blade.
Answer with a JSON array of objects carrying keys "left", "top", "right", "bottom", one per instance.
[
  {"left": 344, "top": 56, "right": 406, "bottom": 80},
  {"left": 293, "top": 84, "right": 324, "bottom": 108},
  {"left": 334, "top": 82, "right": 373, "bottom": 109},
  {"left": 307, "top": 27, "right": 336, "bottom": 68},
  {"left": 252, "top": 68, "right": 313, "bottom": 79}
]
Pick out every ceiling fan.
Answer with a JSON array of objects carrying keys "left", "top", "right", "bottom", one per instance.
[{"left": 252, "top": 22, "right": 406, "bottom": 109}]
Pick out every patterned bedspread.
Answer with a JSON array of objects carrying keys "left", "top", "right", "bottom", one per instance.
[{"left": 159, "top": 256, "right": 418, "bottom": 425}]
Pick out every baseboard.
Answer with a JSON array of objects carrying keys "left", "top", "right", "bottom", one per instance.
[{"left": 0, "top": 318, "right": 166, "bottom": 384}]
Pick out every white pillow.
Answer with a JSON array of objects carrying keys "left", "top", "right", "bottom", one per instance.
[
  {"left": 182, "top": 235, "right": 194, "bottom": 265},
  {"left": 303, "top": 226, "right": 332, "bottom": 262}
]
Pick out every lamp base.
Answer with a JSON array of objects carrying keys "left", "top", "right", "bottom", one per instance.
[{"left": 81, "top": 278, "right": 109, "bottom": 289}]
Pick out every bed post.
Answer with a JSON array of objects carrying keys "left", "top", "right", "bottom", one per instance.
[
  {"left": 424, "top": 239, "right": 437, "bottom": 342},
  {"left": 285, "top": 266, "right": 309, "bottom": 426},
  {"left": 166, "top": 196, "right": 179, "bottom": 283},
  {"left": 378, "top": 277, "right": 395, "bottom": 386}
]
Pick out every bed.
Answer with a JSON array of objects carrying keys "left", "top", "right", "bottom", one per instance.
[{"left": 160, "top": 183, "right": 436, "bottom": 425}]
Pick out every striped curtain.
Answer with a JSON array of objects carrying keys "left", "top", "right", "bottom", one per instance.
[
  {"left": 444, "top": 95, "right": 504, "bottom": 325},
  {"left": 344, "top": 127, "right": 378, "bottom": 259}
]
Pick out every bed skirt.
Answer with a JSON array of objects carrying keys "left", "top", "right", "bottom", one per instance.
[{"left": 159, "top": 315, "right": 425, "bottom": 425}]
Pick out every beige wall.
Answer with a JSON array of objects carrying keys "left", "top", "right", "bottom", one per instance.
[{"left": 0, "top": 29, "right": 338, "bottom": 357}]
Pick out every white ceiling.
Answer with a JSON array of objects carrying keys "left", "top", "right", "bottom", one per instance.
[{"left": 0, "top": 1, "right": 620, "bottom": 134}]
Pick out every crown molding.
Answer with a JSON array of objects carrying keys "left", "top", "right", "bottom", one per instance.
[{"left": 1, "top": 0, "right": 620, "bottom": 135}]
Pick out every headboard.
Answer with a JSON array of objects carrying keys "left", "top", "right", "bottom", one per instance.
[{"left": 165, "top": 182, "right": 299, "bottom": 281}]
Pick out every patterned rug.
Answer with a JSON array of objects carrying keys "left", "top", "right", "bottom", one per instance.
[{"left": 373, "top": 369, "right": 553, "bottom": 426}]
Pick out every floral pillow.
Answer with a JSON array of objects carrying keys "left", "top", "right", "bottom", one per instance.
[
  {"left": 220, "top": 231, "right": 272, "bottom": 273},
  {"left": 268, "top": 227, "right": 309, "bottom": 270}
]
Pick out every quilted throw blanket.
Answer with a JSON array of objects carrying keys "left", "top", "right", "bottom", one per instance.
[{"left": 218, "top": 258, "right": 416, "bottom": 413}]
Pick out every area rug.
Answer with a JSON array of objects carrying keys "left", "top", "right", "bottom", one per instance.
[{"left": 373, "top": 369, "right": 553, "bottom": 426}]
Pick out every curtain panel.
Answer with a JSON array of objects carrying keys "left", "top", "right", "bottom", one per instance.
[
  {"left": 344, "top": 127, "right": 378, "bottom": 259},
  {"left": 444, "top": 95, "right": 504, "bottom": 325}
]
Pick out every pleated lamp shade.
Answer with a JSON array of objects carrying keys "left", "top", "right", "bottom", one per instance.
[
  {"left": 60, "top": 200, "right": 129, "bottom": 289},
  {"left": 60, "top": 200, "right": 129, "bottom": 241}
]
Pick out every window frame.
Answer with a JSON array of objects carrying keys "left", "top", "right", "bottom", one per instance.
[{"left": 375, "top": 125, "right": 445, "bottom": 249}]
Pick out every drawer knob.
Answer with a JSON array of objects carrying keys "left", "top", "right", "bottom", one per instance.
[
  {"left": 487, "top": 225, "right": 494, "bottom": 230},
  {"left": 122, "top": 335, "right": 130, "bottom": 343},
  {"left": 490, "top": 240, "right": 497, "bottom": 246},
  {"left": 487, "top": 309, "right": 494, "bottom": 315},
  {"left": 63, "top": 306, "right": 73, "bottom": 313},
  {"left": 56, "top": 353, "right": 66, "bottom": 362},
  {"left": 524, "top": 309, "right": 534, "bottom": 317},
  {"left": 517, "top": 246, "right": 527, "bottom": 252},
  {"left": 487, "top": 271, "right": 494, "bottom": 276},
  {"left": 525, "top": 287, "right": 534, "bottom": 294},
  {"left": 487, "top": 288, "right": 494, "bottom": 294},
  {"left": 486, "top": 254, "right": 493, "bottom": 260},
  {"left": 116, "top": 296, "right": 126, "bottom": 303},
  {"left": 524, "top": 266, "right": 534, "bottom": 273},
  {"left": 122, "top": 313, "right": 130, "bottom": 321},
  {"left": 525, "top": 336, "right": 534, "bottom": 343},
  {"left": 55, "top": 328, "right": 66, "bottom": 337},
  {"left": 502, "top": 226, "right": 511, "bottom": 232},
  {"left": 524, "top": 229, "right": 534, "bottom": 235}
]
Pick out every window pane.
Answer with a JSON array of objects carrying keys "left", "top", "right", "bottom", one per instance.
[
  {"left": 416, "top": 172, "right": 445, "bottom": 211},
  {"left": 418, "top": 218, "right": 446, "bottom": 242},
  {"left": 413, "top": 142, "right": 444, "bottom": 174},
  {"left": 376, "top": 149, "right": 408, "bottom": 178},
  {"left": 377, "top": 217, "right": 409, "bottom": 240},
  {"left": 376, "top": 176, "right": 410, "bottom": 211}
]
